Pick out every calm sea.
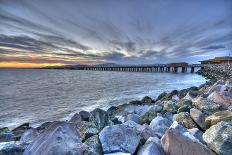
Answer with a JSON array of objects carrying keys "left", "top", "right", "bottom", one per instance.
[{"left": 0, "top": 69, "right": 206, "bottom": 128}]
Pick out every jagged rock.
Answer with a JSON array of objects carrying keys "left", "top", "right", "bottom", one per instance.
[
  {"left": 99, "top": 124, "right": 141, "bottom": 154},
  {"left": 89, "top": 108, "right": 110, "bottom": 130},
  {"left": 188, "top": 128, "right": 204, "bottom": 144},
  {"left": 171, "top": 95, "right": 180, "bottom": 101},
  {"left": 79, "top": 110, "right": 90, "bottom": 121},
  {"left": 177, "top": 99, "right": 192, "bottom": 108},
  {"left": 126, "top": 114, "right": 141, "bottom": 124},
  {"left": 0, "top": 132, "right": 14, "bottom": 142},
  {"left": 161, "top": 121, "right": 216, "bottom": 155},
  {"left": 0, "top": 141, "right": 27, "bottom": 155},
  {"left": 174, "top": 112, "right": 198, "bottom": 129},
  {"left": 140, "top": 104, "right": 163, "bottom": 124},
  {"left": 188, "top": 87, "right": 200, "bottom": 98},
  {"left": 84, "top": 135, "right": 103, "bottom": 155},
  {"left": 0, "top": 128, "right": 9, "bottom": 133},
  {"left": 137, "top": 137, "right": 165, "bottom": 155},
  {"left": 79, "top": 121, "right": 99, "bottom": 142},
  {"left": 177, "top": 105, "right": 191, "bottom": 113},
  {"left": 142, "top": 96, "right": 153, "bottom": 104},
  {"left": 203, "top": 121, "right": 232, "bottom": 155},
  {"left": 23, "top": 121, "right": 89, "bottom": 155},
  {"left": 12, "top": 123, "right": 31, "bottom": 141},
  {"left": 205, "top": 110, "right": 232, "bottom": 126},
  {"left": 207, "top": 91, "right": 232, "bottom": 108},
  {"left": 149, "top": 116, "right": 172, "bottom": 138},
  {"left": 192, "top": 97, "right": 221, "bottom": 114},
  {"left": 156, "top": 92, "right": 168, "bottom": 101},
  {"left": 123, "top": 121, "right": 158, "bottom": 144},
  {"left": 178, "top": 89, "right": 189, "bottom": 99},
  {"left": 20, "top": 128, "right": 40, "bottom": 143},
  {"left": 190, "top": 108, "right": 208, "bottom": 130},
  {"left": 163, "top": 100, "right": 177, "bottom": 113},
  {"left": 69, "top": 113, "right": 82, "bottom": 125}
]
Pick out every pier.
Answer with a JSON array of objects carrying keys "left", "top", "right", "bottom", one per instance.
[{"left": 70, "top": 63, "right": 212, "bottom": 73}]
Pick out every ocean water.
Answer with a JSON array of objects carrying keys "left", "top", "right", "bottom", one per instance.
[{"left": 0, "top": 69, "right": 206, "bottom": 128}]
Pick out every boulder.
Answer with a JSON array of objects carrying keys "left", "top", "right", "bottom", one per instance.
[
  {"left": 163, "top": 100, "right": 178, "bottom": 113},
  {"left": 203, "top": 121, "right": 232, "bottom": 155},
  {"left": 205, "top": 110, "right": 232, "bottom": 126},
  {"left": 0, "top": 141, "right": 27, "bottom": 155},
  {"left": 177, "top": 99, "right": 192, "bottom": 108},
  {"left": 90, "top": 108, "right": 110, "bottom": 130},
  {"left": 162, "top": 112, "right": 174, "bottom": 121},
  {"left": 99, "top": 124, "right": 141, "bottom": 154},
  {"left": 126, "top": 114, "right": 141, "bottom": 124},
  {"left": 188, "top": 128, "right": 204, "bottom": 144},
  {"left": 0, "top": 128, "right": 9, "bottom": 133},
  {"left": 79, "top": 110, "right": 90, "bottom": 121},
  {"left": 161, "top": 121, "right": 216, "bottom": 155},
  {"left": 140, "top": 104, "right": 163, "bottom": 124},
  {"left": 207, "top": 91, "right": 232, "bottom": 108},
  {"left": 137, "top": 137, "right": 165, "bottom": 155},
  {"left": 177, "top": 105, "right": 191, "bottom": 113},
  {"left": 69, "top": 113, "right": 82, "bottom": 125},
  {"left": 192, "top": 97, "right": 221, "bottom": 114},
  {"left": 12, "top": 123, "right": 31, "bottom": 140},
  {"left": 142, "top": 96, "right": 153, "bottom": 104},
  {"left": 178, "top": 89, "right": 189, "bottom": 99},
  {"left": 156, "top": 92, "right": 168, "bottom": 101},
  {"left": 23, "top": 121, "right": 89, "bottom": 155},
  {"left": 190, "top": 108, "right": 208, "bottom": 130},
  {"left": 79, "top": 121, "right": 99, "bottom": 142},
  {"left": 0, "top": 132, "right": 14, "bottom": 142},
  {"left": 149, "top": 116, "right": 172, "bottom": 138},
  {"left": 84, "top": 135, "right": 103, "bottom": 155},
  {"left": 174, "top": 112, "right": 198, "bottom": 129}
]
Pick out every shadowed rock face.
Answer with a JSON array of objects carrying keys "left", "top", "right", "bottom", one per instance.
[
  {"left": 99, "top": 124, "right": 141, "bottom": 154},
  {"left": 23, "top": 121, "right": 89, "bottom": 155}
]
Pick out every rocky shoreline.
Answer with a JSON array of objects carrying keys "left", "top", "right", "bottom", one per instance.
[{"left": 0, "top": 65, "right": 231, "bottom": 155}]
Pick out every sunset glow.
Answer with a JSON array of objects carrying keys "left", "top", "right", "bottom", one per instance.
[{"left": 0, "top": 62, "right": 65, "bottom": 68}]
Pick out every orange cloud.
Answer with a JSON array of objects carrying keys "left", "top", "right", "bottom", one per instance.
[{"left": 0, "top": 61, "right": 65, "bottom": 68}]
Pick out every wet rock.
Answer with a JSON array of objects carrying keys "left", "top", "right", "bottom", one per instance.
[
  {"left": 79, "top": 110, "right": 90, "bottom": 121},
  {"left": 140, "top": 104, "right": 163, "bottom": 124},
  {"left": 188, "top": 87, "right": 200, "bottom": 98},
  {"left": 23, "top": 121, "right": 89, "bottom": 155},
  {"left": 0, "top": 132, "right": 14, "bottom": 142},
  {"left": 207, "top": 91, "right": 232, "bottom": 108},
  {"left": 178, "top": 89, "right": 189, "bottom": 99},
  {"left": 171, "top": 95, "right": 180, "bottom": 101},
  {"left": 12, "top": 123, "right": 31, "bottom": 141},
  {"left": 79, "top": 121, "right": 99, "bottom": 142},
  {"left": 205, "top": 110, "right": 232, "bottom": 126},
  {"left": 156, "top": 92, "right": 168, "bottom": 101},
  {"left": 203, "top": 121, "right": 232, "bottom": 155},
  {"left": 20, "top": 128, "right": 40, "bottom": 143},
  {"left": 190, "top": 108, "right": 208, "bottom": 130},
  {"left": 0, "top": 128, "right": 9, "bottom": 133},
  {"left": 163, "top": 100, "right": 178, "bottom": 113},
  {"left": 174, "top": 112, "right": 198, "bottom": 129},
  {"left": 69, "top": 113, "right": 82, "bottom": 125},
  {"left": 192, "top": 97, "right": 221, "bottom": 114},
  {"left": 142, "top": 96, "right": 153, "bottom": 104},
  {"left": 126, "top": 114, "right": 141, "bottom": 124},
  {"left": 149, "top": 116, "right": 172, "bottom": 138},
  {"left": 99, "top": 124, "right": 141, "bottom": 154},
  {"left": 0, "top": 141, "right": 27, "bottom": 155},
  {"left": 162, "top": 112, "right": 174, "bottom": 121},
  {"left": 84, "top": 135, "right": 103, "bottom": 155},
  {"left": 161, "top": 121, "right": 216, "bottom": 155},
  {"left": 177, "top": 105, "right": 191, "bottom": 113},
  {"left": 137, "top": 137, "right": 165, "bottom": 155},
  {"left": 90, "top": 108, "right": 110, "bottom": 130}
]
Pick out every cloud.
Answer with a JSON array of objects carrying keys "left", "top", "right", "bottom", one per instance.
[{"left": 202, "top": 45, "right": 226, "bottom": 50}]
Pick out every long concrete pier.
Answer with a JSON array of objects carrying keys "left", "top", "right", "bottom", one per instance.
[{"left": 70, "top": 63, "right": 212, "bottom": 73}]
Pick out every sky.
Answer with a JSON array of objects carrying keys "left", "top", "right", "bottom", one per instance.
[{"left": 0, "top": 0, "right": 231, "bottom": 68}]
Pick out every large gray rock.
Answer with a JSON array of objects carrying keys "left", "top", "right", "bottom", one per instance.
[
  {"left": 23, "top": 121, "right": 89, "bottom": 155},
  {"left": 140, "top": 104, "right": 163, "bottom": 124},
  {"left": 126, "top": 114, "right": 141, "bottom": 124},
  {"left": 149, "top": 116, "right": 172, "bottom": 138},
  {"left": 90, "top": 108, "right": 111, "bottom": 130},
  {"left": 190, "top": 108, "right": 208, "bottom": 130},
  {"left": 0, "top": 141, "right": 27, "bottom": 155},
  {"left": 99, "top": 124, "right": 141, "bottom": 154},
  {"left": 84, "top": 135, "right": 103, "bottom": 155},
  {"left": 203, "top": 121, "right": 232, "bottom": 155},
  {"left": 192, "top": 97, "right": 221, "bottom": 114},
  {"left": 161, "top": 121, "right": 216, "bottom": 155},
  {"left": 137, "top": 137, "right": 165, "bottom": 155},
  {"left": 79, "top": 110, "right": 90, "bottom": 121}
]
